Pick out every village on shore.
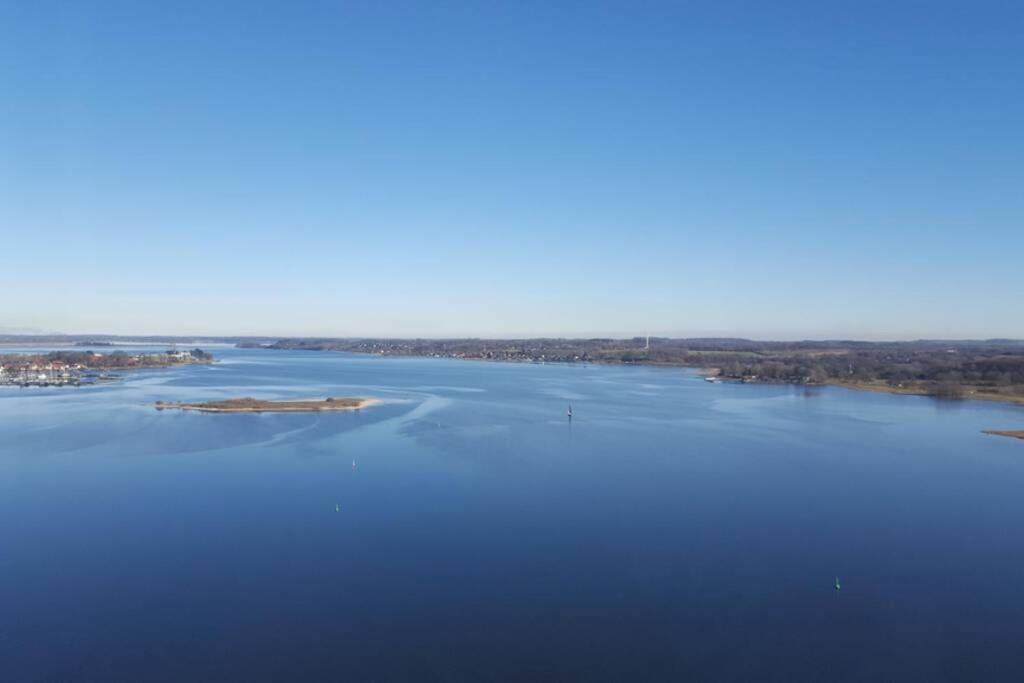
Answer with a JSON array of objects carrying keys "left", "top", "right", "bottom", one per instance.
[{"left": 0, "top": 348, "right": 213, "bottom": 387}]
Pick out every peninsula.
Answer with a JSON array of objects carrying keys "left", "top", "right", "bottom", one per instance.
[
  {"left": 154, "top": 397, "right": 381, "bottom": 413},
  {"left": 984, "top": 430, "right": 1024, "bottom": 441}
]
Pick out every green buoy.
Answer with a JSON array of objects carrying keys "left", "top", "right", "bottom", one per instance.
[{"left": 834, "top": 576, "right": 841, "bottom": 591}]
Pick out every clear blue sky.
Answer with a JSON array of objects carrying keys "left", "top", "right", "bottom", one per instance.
[{"left": 2, "top": 1, "right": 1021, "bottom": 339}]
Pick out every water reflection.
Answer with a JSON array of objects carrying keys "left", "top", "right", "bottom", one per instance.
[{"left": 4, "top": 348, "right": 1024, "bottom": 681}]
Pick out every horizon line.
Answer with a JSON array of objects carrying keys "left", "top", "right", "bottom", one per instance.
[{"left": 2, "top": 333, "right": 1023, "bottom": 345}]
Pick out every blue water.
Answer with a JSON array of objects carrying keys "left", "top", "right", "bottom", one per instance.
[{"left": 4, "top": 348, "right": 1024, "bottom": 681}]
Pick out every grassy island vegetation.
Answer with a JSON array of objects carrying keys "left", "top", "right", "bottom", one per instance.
[
  {"left": 154, "top": 397, "right": 381, "bottom": 413},
  {"left": 984, "top": 430, "right": 1024, "bottom": 441}
]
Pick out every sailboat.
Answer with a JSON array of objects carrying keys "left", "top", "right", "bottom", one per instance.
[
  {"left": 567, "top": 404, "right": 573, "bottom": 420},
  {"left": 834, "top": 576, "right": 841, "bottom": 591}
]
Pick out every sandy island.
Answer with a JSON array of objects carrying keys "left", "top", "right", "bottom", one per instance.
[
  {"left": 984, "top": 430, "right": 1024, "bottom": 441},
  {"left": 154, "top": 397, "right": 382, "bottom": 413}
]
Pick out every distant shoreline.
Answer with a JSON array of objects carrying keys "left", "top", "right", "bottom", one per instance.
[
  {"left": 237, "top": 337, "right": 1024, "bottom": 408},
  {"left": 5, "top": 334, "right": 1023, "bottom": 409},
  {"left": 244, "top": 344, "right": 1024, "bottom": 409},
  {"left": 154, "top": 397, "right": 381, "bottom": 413}
]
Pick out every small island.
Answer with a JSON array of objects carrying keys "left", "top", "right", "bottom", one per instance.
[
  {"left": 984, "top": 430, "right": 1024, "bottom": 441},
  {"left": 154, "top": 397, "right": 381, "bottom": 413}
]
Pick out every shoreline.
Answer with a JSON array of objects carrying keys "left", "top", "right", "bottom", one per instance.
[
  {"left": 247, "top": 346, "right": 1024, "bottom": 409},
  {"left": 155, "top": 397, "right": 382, "bottom": 413},
  {"left": 822, "top": 380, "right": 1024, "bottom": 406}
]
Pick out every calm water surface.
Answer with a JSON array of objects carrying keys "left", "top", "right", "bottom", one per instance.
[{"left": 3, "top": 348, "right": 1024, "bottom": 681}]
